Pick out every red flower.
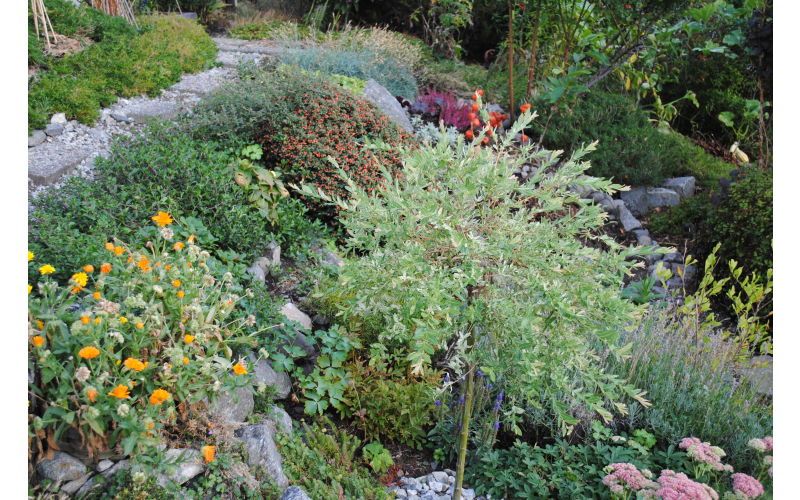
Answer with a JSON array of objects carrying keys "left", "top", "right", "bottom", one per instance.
[{"left": 624, "top": 4, "right": 632, "bottom": 8}]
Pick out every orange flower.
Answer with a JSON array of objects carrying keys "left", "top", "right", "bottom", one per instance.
[
  {"left": 184, "top": 334, "right": 195, "bottom": 344},
  {"left": 78, "top": 346, "right": 100, "bottom": 359},
  {"left": 105, "top": 242, "right": 115, "bottom": 251},
  {"left": 151, "top": 211, "right": 173, "bottom": 227},
  {"left": 137, "top": 257, "right": 152, "bottom": 272},
  {"left": 465, "top": 130, "right": 474, "bottom": 140},
  {"left": 173, "top": 242, "right": 184, "bottom": 251},
  {"left": 172, "top": 280, "right": 181, "bottom": 287},
  {"left": 123, "top": 358, "right": 146, "bottom": 372},
  {"left": 520, "top": 103, "right": 532, "bottom": 113},
  {"left": 86, "top": 389, "right": 98, "bottom": 403},
  {"left": 32, "top": 336, "right": 45, "bottom": 347},
  {"left": 177, "top": 291, "right": 185, "bottom": 298},
  {"left": 187, "top": 262, "right": 192, "bottom": 269},
  {"left": 149, "top": 389, "right": 171, "bottom": 405},
  {"left": 232, "top": 362, "right": 247, "bottom": 375},
  {"left": 165, "top": 264, "right": 172, "bottom": 271},
  {"left": 81, "top": 316, "right": 91, "bottom": 324},
  {"left": 136, "top": 322, "right": 144, "bottom": 329},
  {"left": 107, "top": 385, "right": 130, "bottom": 399},
  {"left": 71, "top": 286, "right": 83, "bottom": 295},
  {"left": 471, "top": 103, "right": 479, "bottom": 112},
  {"left": 477, "top": 89, "right": 484, "bottom": 96},
  {"left": 201, "top": 445, "right": 216, "bottom": 463},
  {"left": 114, "top": 246, "right": 125, "bottom": 256},
  {"left": 93, "top": 292, "right": 101, "bottom": 300},
  {"left": 188, "top": 235, "right": 195, "bottom": 244},
  {"left": 182, "top": 357, "right": 189, "bottom": 365},
  {"left": 83, "top": 265, "right": 95, "bottom": 273},
  {"left": 100, "top": 263, "right": 112, "bottom": 274}
]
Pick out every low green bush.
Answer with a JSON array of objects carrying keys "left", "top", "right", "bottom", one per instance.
[
  {"left": 28, "top": 12, "right": 216, "bottom": 130},
  {"left": 530, "top": 91, "right": 730, "bottom": 186},
  {"left": 39, "top": 0, "right": 137, "bottom": 43},
  {"left": 28, "top": 122, "right": 324, "bottom": 283}
]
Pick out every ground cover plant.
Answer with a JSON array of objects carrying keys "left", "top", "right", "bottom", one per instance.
[{"left": 28, "top": 1, "right": 217, "bottom": 131}]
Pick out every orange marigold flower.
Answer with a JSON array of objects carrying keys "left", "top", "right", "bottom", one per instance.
[
  {"left": 100, "top": 263, "right": 112, "bottom": 274},
  {"left": 184, "top": 334, "right": 195, "bottom": 344},
  {"left": 165, "top": 264, "right": 172, "bottom": 271},
  {"left": 81, "top": 316, "right": 91, "bottom": 324},
  {"left": 174, "top": 242, "right": 185, "bottom": 251},
  {"left": 136, "top": 322, "right": 144, "bottom": 329},
  {"left": 151, "top": 211, "right": 174, "bottom": 227},
  {"left": 187, "top": 262, "right": 192, "bottom": 268},
  {"left": 86, "top": 389, "right": 98, "bottom": 403},
  {"left": 123, "top": 358, "right": 146, "bottom": 372},
  {"left": 188, "top": 235, "right": 195, "bottom": 244},
  {"left": 71, "top": 286, "right": 83, "bottom": 295},
  {"left": 471, "top": 103, "right": 479, "bottom": 112},
  {"left": 137, "top": 258, "right": 151, "bottom": 272},
  {"left": 107, "top": 385, "right": 130, "bottom": 399},
  {"left": 233, "top": 362, "right": 247, "bottom": 375},
  {"left": 172, "top": 280, "right": 181, "bottom": 287},
  {"left": 32, "top": 336, "right": 45, "bottom": 347},
  {"left": 78, "top": 346, "right": 100, "bottom": 359},
  {"left": 177, "top": 291, "right": 185, "bottom": 298},
  {"left": 93, "top": 291, "right": 101, "bottom": 300},
  {"left": 105, "top": 242, "right": 115, "bottom": 251},
  {"left": 149, "top": 389, "right": 171, "bottom": 405},
  {"left": 520, "top": 103, "right": 532, "bottom": 113},
  {"left": 201, "top": 445, "right": 216, "bottom": 463},
  {"left": 182, "top": 357, "right": 189, "bottom": 365},
  {"left": 114, "top": 246, "right": 125, "bottom": 256}
]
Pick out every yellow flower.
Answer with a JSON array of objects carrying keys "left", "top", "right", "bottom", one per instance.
[
  {"left": 174, "top": 242, "right": 185, "bottom": 251},
  {"left": 151, "top": 211, "right": 174, "bottom": 227},
  {"left": 123, "top": 358, "right": 146, "bottom": 372},
  {"left": 233, "top": 362, "right": 247, "bottom": 375},
  {"left": 83, "top": 265, "right": 95, "bottom": 273},
  {"left": 201, "top": 445, "right": 216, "bottom": 463},
  {"left": 71, "top": 272, "right": 88, "bottom": 288},
  {"left": 28, "top": 251, "right": 34, "bottom": 262},
  {"left": 32, "top": 336, "right": 45, "bottom": 347},
  {"left": 39, "top": 265, "right": 55, "bottom": 275},
  {"left": 184, "top": 334, "right": 195, "bottom": 344},
  {"left": 107, "top": 385, "right": 130, "bottom": 399},
  {"left": 78, "top": 346, "right": 100, "bottom": 359},
  {"left": 119, "top": 317, "right": 128, "bottom": 324},
  {"left": 36, "top": 320, "right": 44, "bottom": 329},
  {"left": 172, "top": 280, "right": 181, "bottom": 288},
  {"left": 149, "top": 389, "right": 171, "bottom": 405},
  {"left": 28, "top": 285, "right": 32, "bottom": 295},
  {"left": 94, "top": 317, "right": 101, "bottom": 324},
  {"left": 182, "top": 357, "right": 189, "bottom": 365}
]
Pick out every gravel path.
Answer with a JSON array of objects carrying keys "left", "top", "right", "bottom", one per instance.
[{"left": 27, "top": 38, "right": 273, "bottom": 201}]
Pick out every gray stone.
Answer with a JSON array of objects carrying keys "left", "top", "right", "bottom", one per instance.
[
  {"left": 50, "top": 113, "right": 67, "bottom": 125},
  {"left": 486, "top": 104, "right": 506, "bottom": 115},
  {"left": 28, "top": 143, "right": 91, "bottom": 185},
  {"left": 96, "top": 459, "right": 114, "bottom": 472},
  {"left": 318, "top": 248, "right": 344, "bottom": 267},
  {"left": 633, "top": 229, "right": 652, "bottom": 246},
  {"left": 312, "top": 314, "right": 331, "bottom": 328},
  {"left": 37, "top": 451, "right": 87, "bottom": 482},
  {"left": 394, "top": 488, "right": 409, "bottom": 498},
  {"left": 281, "top": 486, "right": 313, "bottom": 500},
  {"left": 28, "top": 130, "right": 46, "bottom": 147},
  {"left": 618, "top": 205, "right": 643, "bottom": 232},
  {"left": 44, "top": 123, "right": 65, "bottom": 137},
  {"left": 431, "top": 471, "right": 449, "bottom": 483},
  {"left": 76, "top": 459, "right": 130, "bottom": 496},
  {"left": 671, "top": 262, "right": 697, "bottom": 283},
  {"left": 621, "top": 187, "right": 680, "bottom": 216},
  {"left": 462, "top": 488, "right": 476, "bottom": 499},
  {"left": 171, "top": 67, "right": 236, "bottom": 95},
  {"left": 663, "top": 176, "right": 696, "bottom": 199},
  {"left": 664, "top": 252, "right": 683, "bottom": 263},
  {"left": 60, "top": 472, "right": 93, "bottom": 495},
  {"left": 247, "top": 258, "right": 269, "bottom": 284},
  {"left": 280, "top": 303, "right": 313, "bottom": 330},
  {"left": 216, "top": 50, "right": 263, "bottom": 67},
  {"left": 429, "top": 480, "right": 447, "bottom": 493},
  {"left": 119, "top": 100, "right": 179, "bottom": 122},
  {"left": 268, "top": 405, "right": 294, "bottom": 434},
  {"left": 645, "top": 187, "right": 681, "bottom": 209},
  {"left": 156, "top": 448, "right": 205, "bottom": 487},
  {"left": 253, "top": 358, "right": 292, "bottom": 399},
  {"left": 89, "top": 129, "right": 110, "bottom": 141},
  {"left": 363, "top": 79, "right": 413, "bottom": 133},
  {"left": 235, "top": 423, "right": 289, "bottom": 488},
  {"left": 207, "top": 385, "right": 254, "bottom": 423},
  {"left": 619, "top": 187, "right": 648, "bottom": 215},
  {"left": 737, "top": 355, "right": 773, "bottom": 396},
  {"left": 598, "top": 197, "right": 619, "bottom": 216},
  {"left": 110, "top": 112, "right": 133, "bottom": 123},
  {"left": 666, "top": 277, "right": 686, "bottom": 290}
]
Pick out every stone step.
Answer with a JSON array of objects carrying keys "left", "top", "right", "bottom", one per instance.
[{"left": 28, "top": 143, "right": 92, "bottom": 186}]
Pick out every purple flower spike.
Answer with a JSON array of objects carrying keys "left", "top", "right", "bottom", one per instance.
[
  {"left": 458, "top": 397, "right": 465, "bottom": 405},
  {"left": 493, "top": 402, "right": 501, "bottom": 410},
  {"left": 497, "top": 391, "right": 504, "bottom": 402},
  {"left": 476, "top": 369, "right": 483, "bottom": 377},
  {"left": 435, "top": 400, "right": 441, "bottom": 406},
  {"left": 487, "top": 383, "right": 493, "bottom": 389},
  {"left": 494, "top": 420, "right": 500, "bottom": 430},
  {"left": 444, "top": 373, "right": 450, "bottom": 383}
]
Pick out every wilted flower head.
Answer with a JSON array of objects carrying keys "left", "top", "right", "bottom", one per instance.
[
  {"left": 747, "top": 438, "right": 766, "bottom": 452},
  {"left": 117, "top": 403, "right": 130, "bottom": 417},
  {"left": 160, "top": 227, "right": 174, "bottom": 240},
  {"left": 246, "top": 314, "right": 256, "bottom": 327},
  {"left": 98, "top": 299, "right": 120, "bottom": 315},
  {"left": 731, "top": 473, "right": 764, "bottom": 499},
  {"left": 74, "top": 366, "right": 91, "bottom": 383}
]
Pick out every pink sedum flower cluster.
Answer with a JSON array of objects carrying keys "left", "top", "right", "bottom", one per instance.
[
  {"left": 731, "top": 473, "right": 764, "bottom": 499},
  {"left": 603, "top": 463, "right": 658, "bottom": 494},
  {"left": 642, "top": 470, "right": 719, "bottom": 500},
  {"left": 747, "top": 437, "right": 772, "bottom": 453},
  {"left": 679, "top": 437, "right": 733, "bottom": 472}
]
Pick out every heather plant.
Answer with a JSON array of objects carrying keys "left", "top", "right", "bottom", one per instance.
[
  {"left": 413, "top": 88, "right": 473, "bottom": 130},
  {"left": 298, "top": 99, "right": 654, "bottom": 496},
  {"left": 28, "top": 213, "right": 267, "bottom": 468}
]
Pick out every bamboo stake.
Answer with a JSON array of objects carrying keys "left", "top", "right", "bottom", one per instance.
[
  {"left": 452, "top": 367, "right": 475, "bottom": 500},
  {"left": 507, "top": 1, "right": 515, "bottom": 121}
]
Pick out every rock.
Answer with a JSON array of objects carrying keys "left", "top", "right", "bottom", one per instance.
[
  {"left": 394, "top": 488, "right": 409, "bottom": 498},
  {"left": 235, "top": 423, "right": 289, "bottom": 489},
  {"left": 118, "top": 100, "right": 179, "bottom": 122},
  {"left": 621, "top": 187, "right": 680, "bottom": 216},
  {"left": 431, "top": 471, "right": 449, "bottom": 483},
  {"left": 486, "top": 104, "right": 506, "bottom": 114},
  {"left": 281, "top": 486, "right": 313, "bottom": 500},
  {"left": 180, "top": 12, "right": 198, "bottom": 19},
  {"left": 429, "top": 480, "right": 447, "bottom": 493},
  {"left": 598, "top": 197, "right": 619, "bottom": 217},
  {"left": 318, "top": 248, "right": 344, "bottom": 267},
  {"left": 207, "top": 385, "right": 254, "bottom": 423},
  {"left": 618, "top": 205, "right": 643, "bottom": 232},
  {"left": 312, "top": 314, "right": 331, "bottom": 328},
  {"left": 60, "top": 472, "right": 93, "bottom": 495},
  {"left": 76, "top": 459, "right": 130, "bottom": 496},
  {"left": 247, "top": 258, "right": 269, "bottom": 284},
  {"left": 671, "top": 263, "right": 697, "bottom": 283},
  {"left": 110, "top": 112, "right": 133, "bottom": 123},
  {"left": 663, "top": 176, "right": 696, "bottom": 199},
  {"left": 96, "top": 459, "right": 114, "bottom": 473},
  {"left": 664, "top": 252, "right": 683, "bottom": 263},
  {"left": 37, "top": 451, "right": 87, "bottom": 482},
  {"left": 28, "top": 130, "right": 46, "bottom": 147},
  {"left": 44, "top": 123, "right": 65, "bottom": 137},
  {"left": 280, "top": 303, "right": 313, "bottom": 330},
  {"left": 89, "top": 129, "right": 110, "bottom": 141},
  {"left": 268, "top": 405, "right": 294, "bottom": 434},
  {"left": 462, "top": 488, "right": 476, "bottom": 499},
  {"left": 633, "top": 229, "right": 652, "bottom": 247},
  {"left": 50, "top": 113, "right": 67, "bottom": 124},
  {"left": 253, "top": 358, "right": 292, "bottom": 399},
  {"left": 737, "top": 355, "right": 773, "bottom": 396},
  {"left": 363, "top": 79, "right": 413, "bottom": 133},
  {"left": 156, "top": 449, "right": 205, "bottom": 487}
]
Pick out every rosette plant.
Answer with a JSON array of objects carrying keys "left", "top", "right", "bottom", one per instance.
[{"left": 296, "top": 94, "right": 653, "bottom": 499}]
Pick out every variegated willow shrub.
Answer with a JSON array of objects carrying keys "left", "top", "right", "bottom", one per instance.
[
  {"left": 298, "top": 101, "right": 652, "bottom": 440},
  {"left": 28, "top": 213, "right": 269, "bottom": 463}
]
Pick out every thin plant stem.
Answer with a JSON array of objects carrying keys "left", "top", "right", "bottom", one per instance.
[{"left": 453, "top": 366, "right": 475, "bottom": 500}]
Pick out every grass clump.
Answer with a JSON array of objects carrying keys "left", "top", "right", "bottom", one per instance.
[{"left": 28, "top": 8, "right": 216, "bottom": 131}]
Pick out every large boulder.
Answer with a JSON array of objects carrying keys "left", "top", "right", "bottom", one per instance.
[
  {"left": 663, "top": 176, "right": 696, "bottom": 199},
  {"left": 363, "top": 79, "right": 413, "bottom": 133},
  {"left": 253, "top": 357, "right": 292, "bottom": 399},
  {"left": 281, "top": 486, "right": 313, "bottom": 500},
  {"left": 156, "top": 449, "right": 205, "bottom": 487},
  {"left": 207, "top": 386, "right": 254, "bottom": 424},
  {"left": 620, "top": 187, "right": 680, "bottom": 216},
  {"left": 234, "top": 423, "right": 289, "bottom": 488},
  {"left": 37, "top": 451, "right": 87, "bottom": 483}
]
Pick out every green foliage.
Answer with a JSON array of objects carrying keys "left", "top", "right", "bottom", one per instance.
[
  {"left": 231, "top": 144, "right": 291, "bottom": 225},
  {"left": 29, "top": 123, "right": 324, "bottom": 283},
  {"left": 362, "top": 442, "right": 394, "bottom": 474},
  {"left": 297, "top": 105, "right": 650, "bottom": 437},
  {"left": 28, "top": 13, "right": 216, "bottom": 130},
  {"left": 40, "top": 0, "right": 137, "bottom": 42},
  {"left": 621, "top": 276, "right": 665, "bottom": 305},
  {"left": 180, "top": 450, "right": 275, "bottom": 499},
  {"left": 278, "top": 46, "right": 419, "bottom": 98},
  {"left": 295, "top": 328, "right": 361, "bottom": 415},
  {"left": 230, "top": 20, "right": 312, "bottom": 40},
  {"left": 327, "top": 72, "right": 367, "bottom": 95},
  {"left": 276, "top": 417, "right": 391, "bottom": 500}
]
